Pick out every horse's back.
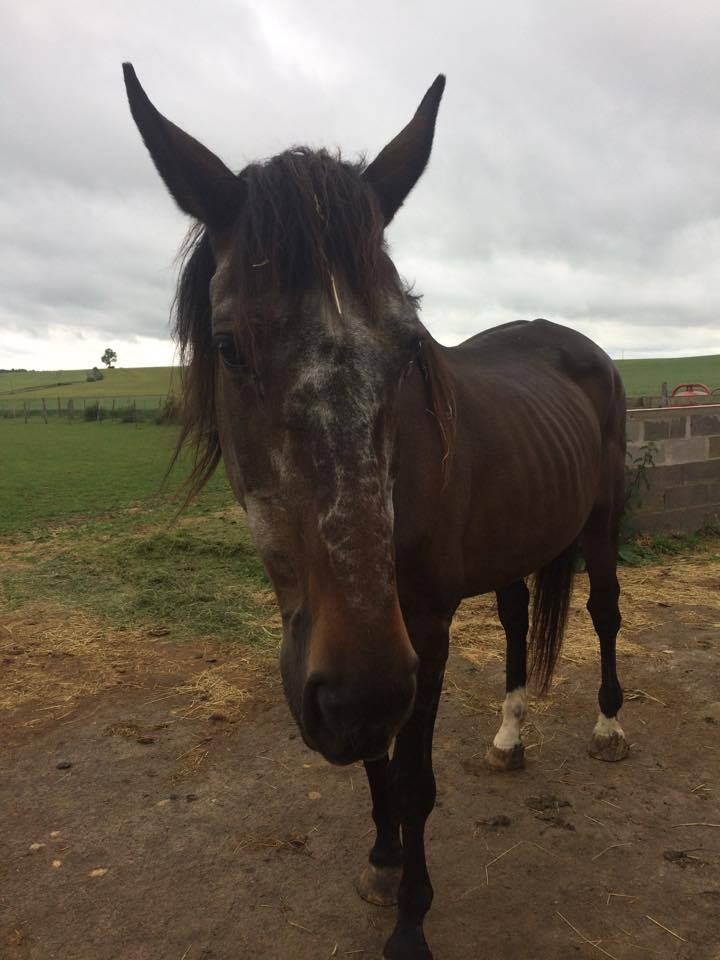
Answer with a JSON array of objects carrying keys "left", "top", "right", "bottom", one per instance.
[{"left": 451, "top": 318, "right": 624, "bottom": 433}]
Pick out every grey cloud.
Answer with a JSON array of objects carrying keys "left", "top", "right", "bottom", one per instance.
[{"left": 1, "top": 0, "right": 718, "bottom": 365}]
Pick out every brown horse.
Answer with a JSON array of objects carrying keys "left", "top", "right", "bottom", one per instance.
[{"left": 124, "top": 64, "right": 628, "bottom": 960}]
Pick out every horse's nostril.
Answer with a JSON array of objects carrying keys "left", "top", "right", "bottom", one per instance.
[
  {"left": 314, "top": 683, "right": 342, "bottom": 731},
  {"left": 302, "top": 674, "right": 342, "bottom": 742}
]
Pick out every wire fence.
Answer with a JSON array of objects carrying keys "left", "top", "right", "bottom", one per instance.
[{"left": 0, "top": 395, "right": 179, "bottom": 424}]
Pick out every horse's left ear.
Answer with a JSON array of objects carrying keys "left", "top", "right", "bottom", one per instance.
[{"left": 363, "top": 75, "right": 446, "bottom": 226}]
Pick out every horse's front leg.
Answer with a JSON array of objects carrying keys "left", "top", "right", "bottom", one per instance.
[
  {"left": 382, "top": 648, "right": 447, "bottom": 960},
  {"left": 357, "top": 753, "right": 403, "bottom": 906}
]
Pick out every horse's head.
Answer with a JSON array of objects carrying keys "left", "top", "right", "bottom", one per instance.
[{"left": 124, "top": 64, "right": 447, "bottom": 764}]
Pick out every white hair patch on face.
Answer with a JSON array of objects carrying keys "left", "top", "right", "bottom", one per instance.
[
  {"left": 230, "top": 289, "right": 415, "bottom": 611},
  {"left": 244, "top": 495, "right": 277, "bottom": 555},
  {"left": 281, "top": 314, "right": 396, "bottom": 607},
  {"left": 269, "top": 441, "right": 292, "bottom": 485},
  {"left": 492, "top": 687, "right": 528, "bottom": 751},
  {"left": 209, "top": 252, "right": 236, "bottom": 325},
  {"left": 292, "top": 354, "right": 333, "bottom": 393}
]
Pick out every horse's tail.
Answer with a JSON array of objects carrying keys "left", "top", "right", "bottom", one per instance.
[{"left": 528, "top": 543, "right": 577, "bottom": 693}]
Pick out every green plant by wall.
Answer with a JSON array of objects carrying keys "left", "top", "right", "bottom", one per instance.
[{"left": 618, "top": 442, "right": 656, "bottom": 563}]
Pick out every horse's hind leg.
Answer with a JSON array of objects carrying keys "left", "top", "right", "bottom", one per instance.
[
  {"left": 485, "top": 580, "right": 529, "bottom": 771},
  {"left": 581, "top": 512, "right": 629, "bottom": 761}
]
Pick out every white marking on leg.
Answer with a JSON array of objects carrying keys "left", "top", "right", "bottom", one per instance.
[
  {"left": 493, "top": 687, "right": 527, "bottom": 751},
  {"left": 593, "top": 713, "right": 625, "bottom": 739}
]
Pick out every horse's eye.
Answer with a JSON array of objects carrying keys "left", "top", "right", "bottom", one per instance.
[{"left": 213, "top": 334, "right": 245, "bottom": 369}]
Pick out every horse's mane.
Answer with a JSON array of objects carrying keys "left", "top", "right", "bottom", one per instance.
[{"left": 171, "top": 147, "right": 455, "bottom": 499}]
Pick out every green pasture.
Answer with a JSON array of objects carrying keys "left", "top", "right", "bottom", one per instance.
[
  {"left": 0, "top": 366, "right": 178, "bottom": 399},
  {"left": 1, "top": 504, "right": 270, "bottom": 643},
  {"left": 0, "top": 413, "right": 717, "bottom": 646},
  {"left": 3, "top": 354, "right": 719, "bottom": 404},
  {"left": 615, "top": 355, "right": 720, "bottom": 398},
  {"left": 0, "top": 419, "right": 196, "bottom": 533},
  {"left": 0, "top": 417, "right": 270, "bottom": 642}
]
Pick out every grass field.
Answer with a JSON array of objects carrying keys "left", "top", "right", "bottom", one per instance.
[
  {"left": 0, "top": 366, "right": 178, "bottom": 399},
  {"left": 1, "top": 503, "right": 271, "bottom": 642},
  {"left": 3, "top": 354, "right": 720, "bottom": 402},
  {"left": 0, "top": 418, "right": 270, "bottom": 641},
  {"left": 614, "top": 354, "right": 720, "bottom": 397},
  {"left": 1, "top": 414, "right": 718, "bottom": 650},
  {"left": 0, "top": 419, "right": 202, "bottom": 532}
]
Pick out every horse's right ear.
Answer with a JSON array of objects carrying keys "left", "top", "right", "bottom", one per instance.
[{"left": 122, "top": 63, "right": 245, "bottom": 227}]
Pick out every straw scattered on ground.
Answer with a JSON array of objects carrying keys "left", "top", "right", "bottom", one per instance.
[
  {"left": 3, "top": 555, "right": 719, "bottom": 740},
  {"left": 0, "top": 601, "right": 278, "bottom": 725}
]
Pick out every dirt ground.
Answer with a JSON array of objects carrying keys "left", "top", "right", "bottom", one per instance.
[{"left": 2, "top": 561, "right": 720, "bottom": 960}]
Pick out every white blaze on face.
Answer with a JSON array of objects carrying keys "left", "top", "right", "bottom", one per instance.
[
  {"left": 593, "top": 713, "right": 625, "bottom": 740},
  {"left": 281, "top": 315, "right": 396, "bottom": 606},
  {"left": 492, "top": 686, "right": 528, "bottom": 752},
  {"left": 220, "top": 287, "right": 413, "bottom": 610}
]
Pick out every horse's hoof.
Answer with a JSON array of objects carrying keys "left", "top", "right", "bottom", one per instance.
[
  {"left": 383, "top": 925, "right": 433, "bottom": 960},
  {"left": 485, "top": 743, "right": 525, "bottom": 771},
  {"left": 588, "top": 732, "right": 629, "bottom": 762},
  {"left": 356, "top": 863, "right": 401, "bottom": 906}
]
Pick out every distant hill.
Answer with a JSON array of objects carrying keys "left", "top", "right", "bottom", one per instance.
[
  {"left": 614, "top": 355, "right": 720, "bottom": 398},
  {"left": 0, "top": 367, "right": 179, "bottom": 399},
  {"left": 1, "top": 356, "right": 718, "bottom": 402}
]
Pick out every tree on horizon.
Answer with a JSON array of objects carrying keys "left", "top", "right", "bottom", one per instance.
[{"left": 101, "top": 348, "right": 117, "bottom": 369}]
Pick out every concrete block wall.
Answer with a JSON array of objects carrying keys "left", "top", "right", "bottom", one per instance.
[{"left": 626, "top": 405, "right": 720, "bottom": 534}]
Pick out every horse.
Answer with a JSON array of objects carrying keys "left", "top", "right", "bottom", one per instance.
[{"left": 123, "top": 64, "right": 628, "bottom": 960}]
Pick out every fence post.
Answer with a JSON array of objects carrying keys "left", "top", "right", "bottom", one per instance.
[
  {"left": 96, "top": 398, "right": 101, "bottom": 422},
  {"left": 57, "top": 397, "right": 61, "bottom": 418},
  {"left": 111, "top": 398, "right": 116, "bottom": 420},
  {"left": 41, "top": 398, "right": 48, "bottom": 424},
  {"left": 68, "top": 397, "right": 74, "bottom": 420},
  {"left": 23, "top": 401, "right": 27, "bottom": 423}
]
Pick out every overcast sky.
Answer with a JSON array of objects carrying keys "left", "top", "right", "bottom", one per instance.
[{"left": 2, "top": 0, "right": 719, "bottom": 370}]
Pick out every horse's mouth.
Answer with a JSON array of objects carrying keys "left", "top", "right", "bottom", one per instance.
[{"left": 298, "top": 725, "right": 393, "bottom": 767}]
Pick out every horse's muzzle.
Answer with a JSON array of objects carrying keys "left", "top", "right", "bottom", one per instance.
[{"left": 301, "top": 665, "right": 417, "bottom": 765}]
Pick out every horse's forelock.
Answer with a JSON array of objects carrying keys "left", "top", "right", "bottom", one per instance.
[{"left": 236, "top": 148, "right": 387, "bottom": 313}]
